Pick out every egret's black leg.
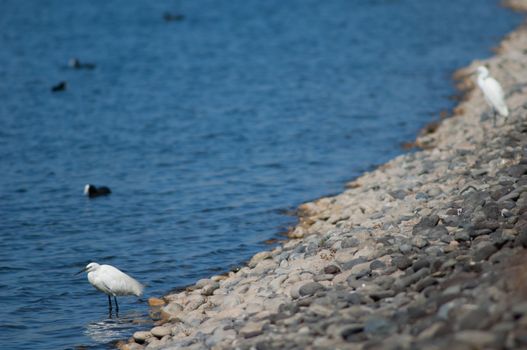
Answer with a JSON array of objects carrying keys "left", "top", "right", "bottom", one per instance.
[
  {"left": 108, "top": 295, "right": 113, "bottom": 318},
  {"left": 114, "top": 296, "right": 119, "bottom": 316},
  {"left": 481, "top": 112, "right": 488, "bottom": 139},
  {"left": 493, "top": 109, "right": 497, "bottom": 127}
]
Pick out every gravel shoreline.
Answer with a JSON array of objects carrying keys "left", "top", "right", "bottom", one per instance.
[{"left": 119, "top": 2, "right": 527, "bottom": 349}]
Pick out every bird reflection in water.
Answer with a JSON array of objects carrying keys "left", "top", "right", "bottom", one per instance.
[{"left": 83, "top": 311, "right": 149, "bottom": 344}]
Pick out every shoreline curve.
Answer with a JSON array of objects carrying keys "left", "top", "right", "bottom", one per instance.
[{"left": 120, "top": 1, "right": 527, "bottom": 349}]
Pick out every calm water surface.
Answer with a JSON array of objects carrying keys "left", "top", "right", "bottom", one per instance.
[{"left": 0, "top": 0, "right": 521, "bottom": 348}]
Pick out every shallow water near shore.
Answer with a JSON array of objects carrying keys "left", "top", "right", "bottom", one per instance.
[{"left": 0, "top": 0, "right": 521, "bottom": 349}]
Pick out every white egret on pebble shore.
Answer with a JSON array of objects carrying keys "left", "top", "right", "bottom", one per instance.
[
  {"left": 475, "top": 65, "right": 509, "bottom": 126},
  {"left": 76, "top": 262, "right": 144, "bottom": 316}
]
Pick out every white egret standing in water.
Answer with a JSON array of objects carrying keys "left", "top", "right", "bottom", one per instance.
[
  {"left": 476, "top": 65, "right": 509, "bottom": 126},
  {"left": 76, "top": 262, "right": 144, "bottom": 316}
]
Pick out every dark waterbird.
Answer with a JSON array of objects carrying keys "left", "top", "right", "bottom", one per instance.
[
  {"left": 68, "top": 58, "right": 96, "bottom": 70},
  {"left": 84, "top": 184, "right": 112, "bottom": 198},
  {"left": 51, "top": 81, "right": 67, "bottom": 92},
  {"left": 163, "top": 12, "right": 185, "bottom": 22}
]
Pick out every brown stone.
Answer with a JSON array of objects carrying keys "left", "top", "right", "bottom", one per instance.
[{"left": 148, "top": 297, "right": 166, "bottom": 307}]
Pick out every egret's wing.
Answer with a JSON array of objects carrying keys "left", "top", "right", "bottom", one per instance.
[
  {"left": 480, "top": 77, "right": 509, "bottom": 117},
  {"left": 88, "top": 272, "right": 113, "bottom": 295},
  {"left": 100, "top": 265, "right": 144, "bottom": 296},
  {"left": 100, "top": 280, "right": 113, "bottom": 294}
]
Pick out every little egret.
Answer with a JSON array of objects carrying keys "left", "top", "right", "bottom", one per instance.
[
  {"left": 76, "top": 262, "right": 144, "bottom": 315},
  {"left": 84, "top": 184, "right": 111, "bottom": 198},
  {"left": 475, "top": 65, "right": 509, "bottom": 126}
]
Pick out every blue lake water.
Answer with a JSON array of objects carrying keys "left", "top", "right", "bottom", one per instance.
[{"left": 0, "top": 0, "right": 521, "bottom": 348}]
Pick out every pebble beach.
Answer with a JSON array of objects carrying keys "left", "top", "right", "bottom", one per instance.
[{"left": 119, "top": 1, "right": 527, "bottom": 349}]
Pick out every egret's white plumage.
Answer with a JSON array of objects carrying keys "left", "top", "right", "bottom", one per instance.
[
  {"left": 85, "top": 262, "right": 143, "bottom": 296},
  {"left": 77, "top": 262, "right": 143, "bottom": 314},
  {"left": 476, "top": 66, "right": 509, "bottom": 121}
]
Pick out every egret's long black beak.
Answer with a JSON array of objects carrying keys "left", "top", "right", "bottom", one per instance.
[{"left": 75, "top": 267, "right": 87, "bottom": 276}]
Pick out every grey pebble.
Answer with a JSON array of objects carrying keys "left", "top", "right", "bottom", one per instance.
[
  {"left": 299, "top": 282, "right": 325, "bottom": 297},
  {"left": 324, "top": 264, "right": 341, "bottom": 275},
  {"left": 369, "top": 260, "right": 386, "bottom": 270},
  {"left": 392, "top": 255, "right": 413, "bottom": 270}
]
